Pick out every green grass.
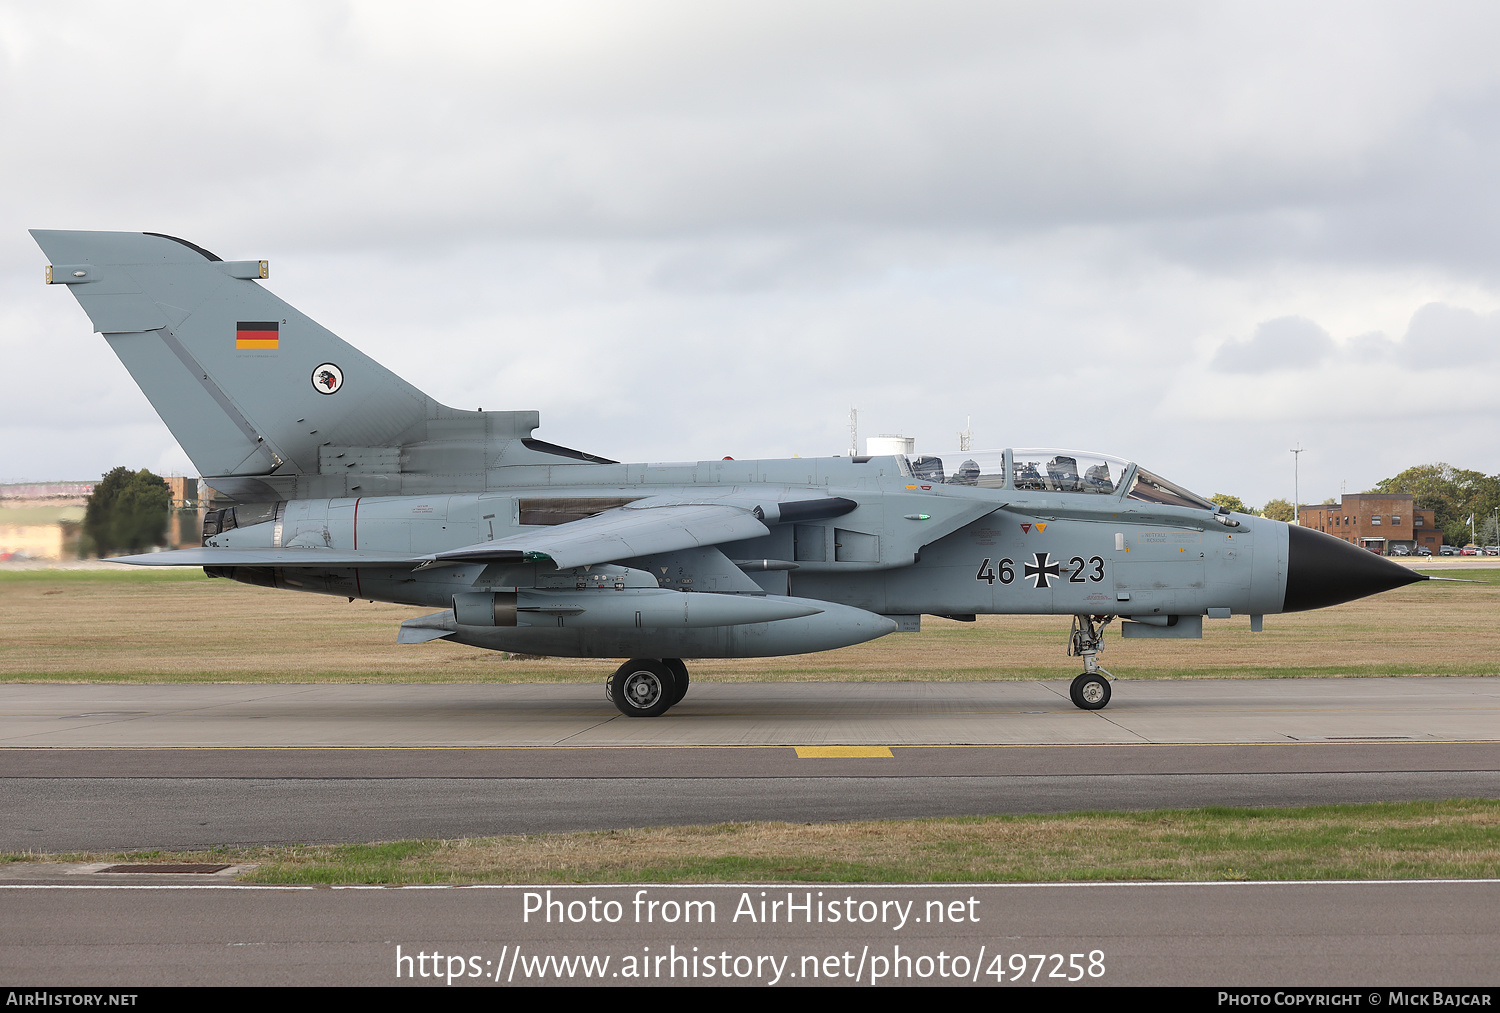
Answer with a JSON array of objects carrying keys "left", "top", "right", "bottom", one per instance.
[
  {"left": 0, "top": 567, "right": 207, "bottom": 584},
  {"left": 10, "top": 801, "right": 1498, "bottom": 885}
]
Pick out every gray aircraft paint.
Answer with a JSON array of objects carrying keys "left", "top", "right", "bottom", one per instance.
[{"left": 31, "top": 230, "right": 1425, "bottom": 711}]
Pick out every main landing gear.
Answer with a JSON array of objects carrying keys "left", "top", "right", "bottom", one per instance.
[
  {"left": 606, "top": 658, "right": 691, "bottom": 717},
  {"left": 1067, "top": 615, "right": 1116, "bottom": 711}
]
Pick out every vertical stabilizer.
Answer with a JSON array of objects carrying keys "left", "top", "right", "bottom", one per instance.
[{"left": 31, "top": 230, "right": 437, "bottom": 481}]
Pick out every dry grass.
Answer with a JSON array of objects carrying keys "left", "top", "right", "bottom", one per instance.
[
  {"left": 1, "top": 567, "right": 1496, "bottom": 683},
  {"left": 371, "top": 803, "right": 1500, "bottom": 883},
  {"left": 10, "top": 801, "right": 1498, "bottom": 883}
]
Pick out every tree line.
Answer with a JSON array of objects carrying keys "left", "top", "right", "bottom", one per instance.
[
  {"left": 1369, "top": 464, "right": 1500, "bottom": 546},
  {"left": 1213, "top": 463, "right": 1500, "bottom": 546}
]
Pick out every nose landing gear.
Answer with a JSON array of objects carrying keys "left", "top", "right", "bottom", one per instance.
[{"left": 1068, "top": 615, "right": 1116, "bottom": 711}]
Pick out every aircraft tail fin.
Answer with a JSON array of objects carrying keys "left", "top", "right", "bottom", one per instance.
[{"left": 30, "top": 230, "right": 452, "bottom": 486}]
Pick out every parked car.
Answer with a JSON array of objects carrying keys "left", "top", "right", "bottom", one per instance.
[
  {"left": 1461, "top": 545, "right": 1481, "bottom": 556},
  {"left": 1416, "top": 546, "right": 1433, "bottom": 556},
  {"left": 1440, "top": 545, "right": 1459, "bottom": 555},
  {"left": 1390, "top": 545, "right": 1412, "bottom": 556}
]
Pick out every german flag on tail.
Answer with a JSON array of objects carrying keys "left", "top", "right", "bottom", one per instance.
[{"left": 236, "top": 321, "right": 279, "bottom": 350}]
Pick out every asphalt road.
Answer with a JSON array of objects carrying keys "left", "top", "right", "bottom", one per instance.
[
  {"left": 5, "top": 677, "right": 1499, "bottom": 748},
  {"left": 2, "top": 879, "right": 1496, "bottom": 987},
  {"left": 3, "top": 679, "right": 1498, "bottom": 851}
]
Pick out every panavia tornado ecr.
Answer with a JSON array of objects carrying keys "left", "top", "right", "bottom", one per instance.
[{"left": 32, "top": 230, "right": 1429, "bottom": 716}]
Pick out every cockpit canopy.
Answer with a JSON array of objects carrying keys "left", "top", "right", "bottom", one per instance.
[{"left": 899, "top": 448, "right": 1216, "bottom": 511}]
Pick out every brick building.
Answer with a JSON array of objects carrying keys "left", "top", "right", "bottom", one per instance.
[{"left": 1297, "top": 493, "right": 1440, "bottom": 554}]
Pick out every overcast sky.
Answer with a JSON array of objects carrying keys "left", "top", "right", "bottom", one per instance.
[{"left": 4, "top": 1, "right": 1500, "bottom": 507}]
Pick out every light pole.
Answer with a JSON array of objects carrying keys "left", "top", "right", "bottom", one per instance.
[{"left": 1290, "top": 444, "right": 1304, "bottom": 524}]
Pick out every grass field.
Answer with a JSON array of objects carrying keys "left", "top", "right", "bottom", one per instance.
[
  {"left": 11, "top": 801, "right": 1498, "bottom": 884},
  {"left": 1, "top": 565, "right": 1496, "bottom": 684}
]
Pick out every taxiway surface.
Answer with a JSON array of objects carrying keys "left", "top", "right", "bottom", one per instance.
[
  {"left": 4, "top": 879, "right": 1497, "bottom": 986},
  {"left": 3, "top": 678, "right": 1498, "bottom": 851}
]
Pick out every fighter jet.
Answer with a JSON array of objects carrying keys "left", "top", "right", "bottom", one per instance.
[{"left": 31, "top": 230, "right": 1428, "bottom": 716}]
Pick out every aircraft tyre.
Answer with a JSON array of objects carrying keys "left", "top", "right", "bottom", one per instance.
[
  {"left": 1070, "top": 672, "right": 1111, "bottom": 710},
  {"left": 608, "top": 659, "right": 677, "bottom": 718},
  {"left": 663, "top": 658, "right": 690, "bottom": 705}
]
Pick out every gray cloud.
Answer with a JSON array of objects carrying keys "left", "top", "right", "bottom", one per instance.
[
  {"left": 1398, "top": 302, "right": 1500, "bottom": 365},
  {"left": 1209, "top": 302, "right": 1500, "bottom": 377},
  {"left": 5, "top": 3, "right": 1500, "bottom": 268},
  {"left": 1211, "top": 316, "right": 1336, "bottom": 373}
]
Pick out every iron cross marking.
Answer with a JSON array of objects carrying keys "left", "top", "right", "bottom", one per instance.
[{"left": 1024, "top": 551, "right": 1060, "bottom": 589}]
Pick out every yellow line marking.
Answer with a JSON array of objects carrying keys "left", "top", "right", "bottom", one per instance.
[
  {"left": 1, "top": 740, "right": 1494, "bottom": 754},
  {"left": 794, "top": 746, "right": 894, "bottom": 758}
]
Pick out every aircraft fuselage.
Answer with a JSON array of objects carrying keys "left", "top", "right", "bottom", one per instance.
[{"left": 200, "top": 453, "right": 1288, "bottom": 659}]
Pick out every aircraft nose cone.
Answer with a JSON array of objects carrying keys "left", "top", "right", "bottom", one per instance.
[{"left": 1283, "top": 523, "right": 1428, "bottom": 612}]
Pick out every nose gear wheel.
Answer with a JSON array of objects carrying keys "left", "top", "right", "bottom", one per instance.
[
  {"left": 1070, "top": 672, "right": 1111, "bottom": 710},
  {"left": 1066, "top": 615, "right": 1117, "bottom": 710}
]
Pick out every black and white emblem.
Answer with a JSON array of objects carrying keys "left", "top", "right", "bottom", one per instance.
[
  {"left": 311, "top": 362, "right": 343, "bottom": 395},
  {"left": 1024, "top": 551, "right": 1061, "bottom": 589}
]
